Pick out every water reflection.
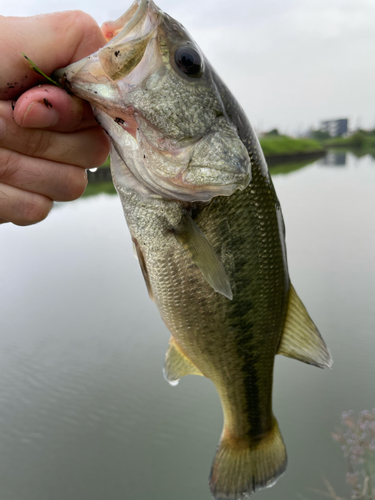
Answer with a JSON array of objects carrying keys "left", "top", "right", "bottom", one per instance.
[
  {"left": 332, "top": 149, "right": 375, "bottom": 161},
  {"left": 321, "top": 151, "right": 347, "bottom": 166},
  {"left": 1, "top": 152, "right": 375, "bottom": 500},
  {"left": 269, "top": 158, "right": 318, "bottom": 176}
]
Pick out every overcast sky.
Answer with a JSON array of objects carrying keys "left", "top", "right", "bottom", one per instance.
[{"left": 2, "top": 0, "right": 375, "bottom": 134}]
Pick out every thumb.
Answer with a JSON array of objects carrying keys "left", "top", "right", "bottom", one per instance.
[{"left": 0, "top": 11, "right": 106, "bottom": 100}]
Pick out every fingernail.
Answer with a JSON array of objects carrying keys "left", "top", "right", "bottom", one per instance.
[
  {"left": 0, "top": 118, "right": 6, "bottom": 139},
  {"left": 22, "top": 101, "right": 59, "bottom": 128}
]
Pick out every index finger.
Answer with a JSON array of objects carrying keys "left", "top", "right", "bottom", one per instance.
[{"left": 14, "top": 85, "right": 97, "bottom": 132}]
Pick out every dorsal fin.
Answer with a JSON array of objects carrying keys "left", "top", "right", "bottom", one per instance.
[
  {"left": 173, "top": 212, "right": 233, "bottom": 300},
  {"left": 163, "top": 337, "right": 203, "bottom": 386},
  {"left": 277, "top": 285, "right": 333, "bottom": 369}
]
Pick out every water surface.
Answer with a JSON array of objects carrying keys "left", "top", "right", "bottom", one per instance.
[{"left": 1, "top": 152, "right": 374, "bottom": 500}]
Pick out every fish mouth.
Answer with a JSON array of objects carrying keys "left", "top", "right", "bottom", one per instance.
[{"left": 53, "top": 0, "right": 161, "bottom": 105}]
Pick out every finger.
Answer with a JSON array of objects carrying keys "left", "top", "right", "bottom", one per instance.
[
  {"left": 0, "top": 148, "right": 88, "bottom": 202},
  {"left": 0, "top": 101, "right": 110, "bottom": 169},
  {"left": 0, "top": 11, "right": 106, "bottom": 99},
  {"left": 14, "top": 85, "right": 97, "bottom": 132},
  {"left": 0, "top": 182, "right": 53, "bottom": 226}
]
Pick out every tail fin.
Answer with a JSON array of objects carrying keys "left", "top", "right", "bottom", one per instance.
[{"left": 209, "top": 418, "right": 287, "bottom": 500}]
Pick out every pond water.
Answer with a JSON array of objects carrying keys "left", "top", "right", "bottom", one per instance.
[{"left": 1, "top": 151, "right": 374, "bottom": 500}]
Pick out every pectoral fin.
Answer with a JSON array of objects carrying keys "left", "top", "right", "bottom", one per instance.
[
  {"left": 132, "top": 238, "right": 154, "bottom": 301},
  {"left": 277, "top": 285, "right": 333, "bottom": 368},
  {"left": 173, "top": 213, "right": 233, "bottom": 300},
  {"left": 163, "top": 337, "right": 203, "bottom": 386}
]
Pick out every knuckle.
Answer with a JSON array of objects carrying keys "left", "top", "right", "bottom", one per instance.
[
  {"left": 0, "top": 151, "right": 20, "bottom": 182},
  {"left": 51, "top": 10, "right": 94, "bottom": 30},
  {"left": 63, "top": 10, "right": 104, "bottom": 53},
  {"left": 22, "top": 196, "right": 53, "bottom": 225},
  {"left": 55, "top": 166, "right": 87, "bottom": 202},
  {"left": 25, "top": 130, "right": 51, "bottom": 158},
  {"left": 90, "top": 129, "right": 111, "bottom": 168},
  {"left": 73, "top": 10, "right": 98, "bottom": 30},
  {"left": 74, "top": 10, "right": 102, "bottom": 41},
  {"left": 66, "top": 169, "right": 88, "bottom": 200},
  {"left": 48, "top": 11, "right": 103, "bottom": 66}
]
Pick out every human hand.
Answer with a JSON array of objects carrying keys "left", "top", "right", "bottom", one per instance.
[{"left": 0, "top": 12, "right": 110, "bottom": 225}]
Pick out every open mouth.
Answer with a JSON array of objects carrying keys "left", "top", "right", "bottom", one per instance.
[{"left": 52, "top": 0, "right": 161, "bottom": 104}]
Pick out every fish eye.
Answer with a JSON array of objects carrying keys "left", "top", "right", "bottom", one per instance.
[{"left": 175, "top": 46, "right": 203, "bottom": 77}]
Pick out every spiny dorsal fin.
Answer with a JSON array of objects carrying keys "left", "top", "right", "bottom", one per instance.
[
  {"left": 277, "top": 285, "right": 333, "bottom": 369},
  {"left": 173, "top": 212, "right": 233, "bottom": 300},
  {"left": 163, "top": 337, "right": 203, "bottom": 386}
]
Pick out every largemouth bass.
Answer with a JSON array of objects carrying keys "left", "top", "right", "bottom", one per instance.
[{"left": 54, "top": 1, "right": 332, "bottom": 498}]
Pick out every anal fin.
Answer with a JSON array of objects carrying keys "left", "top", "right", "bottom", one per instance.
[
  {"left": 277, "top": 285, "right": 333, "bottom": 369},
  {"left": 173, "top": 212, "right": 233, "bottom": 300},
  {"left": 163, "top": 337, "right": 203, "bottom": 386}
]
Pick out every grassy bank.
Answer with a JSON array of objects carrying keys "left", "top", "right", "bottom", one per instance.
[
  {"left": 259, "top": 134, "right": 323, "bottom": 156},
  {"left": 322, "top": 130, "right": 375, "bottom": 151}
]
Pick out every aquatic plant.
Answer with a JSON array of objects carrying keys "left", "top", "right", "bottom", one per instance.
[
  {"left": 330, "top": 409, "right": 375, "bottom": 500},
  {"left": 300, "top": 409, "right": 375, "bottom": 500}
]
